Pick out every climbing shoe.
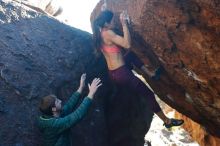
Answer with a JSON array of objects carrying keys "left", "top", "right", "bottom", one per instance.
[{"left": 163, "top": 118, "right": 184, "bottom": 129}]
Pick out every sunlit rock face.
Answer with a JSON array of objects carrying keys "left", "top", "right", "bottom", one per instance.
[
  {"left": 17, "top": 0, "right": 62, "bottom": 16},
  {"left": 0, "top": 1, "right": 153, "bottom": 146},
  {"left": 175, "top": 111, "right": 220, "bottom": 146},
  {"left": 91, "top": 0, "right": 220, "bottom": 139}
]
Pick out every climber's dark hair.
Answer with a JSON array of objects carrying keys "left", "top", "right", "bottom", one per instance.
[{"left": 92, "top": 10, "right": 113, "bottom": 56}]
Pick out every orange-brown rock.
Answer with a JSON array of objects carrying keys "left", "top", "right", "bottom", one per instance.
[
  {"left": 91, "top": 0, "right": 220, "bottom": 138},
  {"left": 175, "top": 111, "right": 220, "bottom": 146}
]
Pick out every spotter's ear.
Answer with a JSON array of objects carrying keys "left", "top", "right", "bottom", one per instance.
[{"left": 52, "top": 107, "right": 56, "bottom": 112}]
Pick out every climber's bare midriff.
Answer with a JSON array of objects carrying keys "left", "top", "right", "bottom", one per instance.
[{"left": 102, "top": 51, "right": 125, "bottom": 70}]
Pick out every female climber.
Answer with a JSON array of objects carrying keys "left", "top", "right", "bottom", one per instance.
[{"left": 92, "top": 10, "right": 184, "bottom": 128}]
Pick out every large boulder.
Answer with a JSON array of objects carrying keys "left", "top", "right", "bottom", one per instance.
[
  {"left": 0, "top": 1, "right": 153, "bottom": 146},
  {"left": 91, "top": 0, "right": 220, "bottom": 139},
  {"left": 0, "top": 1, "right": 106, "bottom": 146}
]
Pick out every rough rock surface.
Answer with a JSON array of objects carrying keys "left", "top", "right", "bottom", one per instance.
[
  {"left": 0, "top": 1, "right": 153, "bottom": 146},
  {"left": 91, "top": 0, "right": 220, "bottom": 139},
  {"left": 175, "top": 111, "right": 220, "bottom": 146}
]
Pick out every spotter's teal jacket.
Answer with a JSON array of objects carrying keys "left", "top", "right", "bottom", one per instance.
[{"left": 38, "top": 92, "right": 92, "bottom": 146}]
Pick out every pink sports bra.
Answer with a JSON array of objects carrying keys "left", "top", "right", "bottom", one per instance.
[{"left": 102, "top": 45, "right": 120, "bottom": 53}]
